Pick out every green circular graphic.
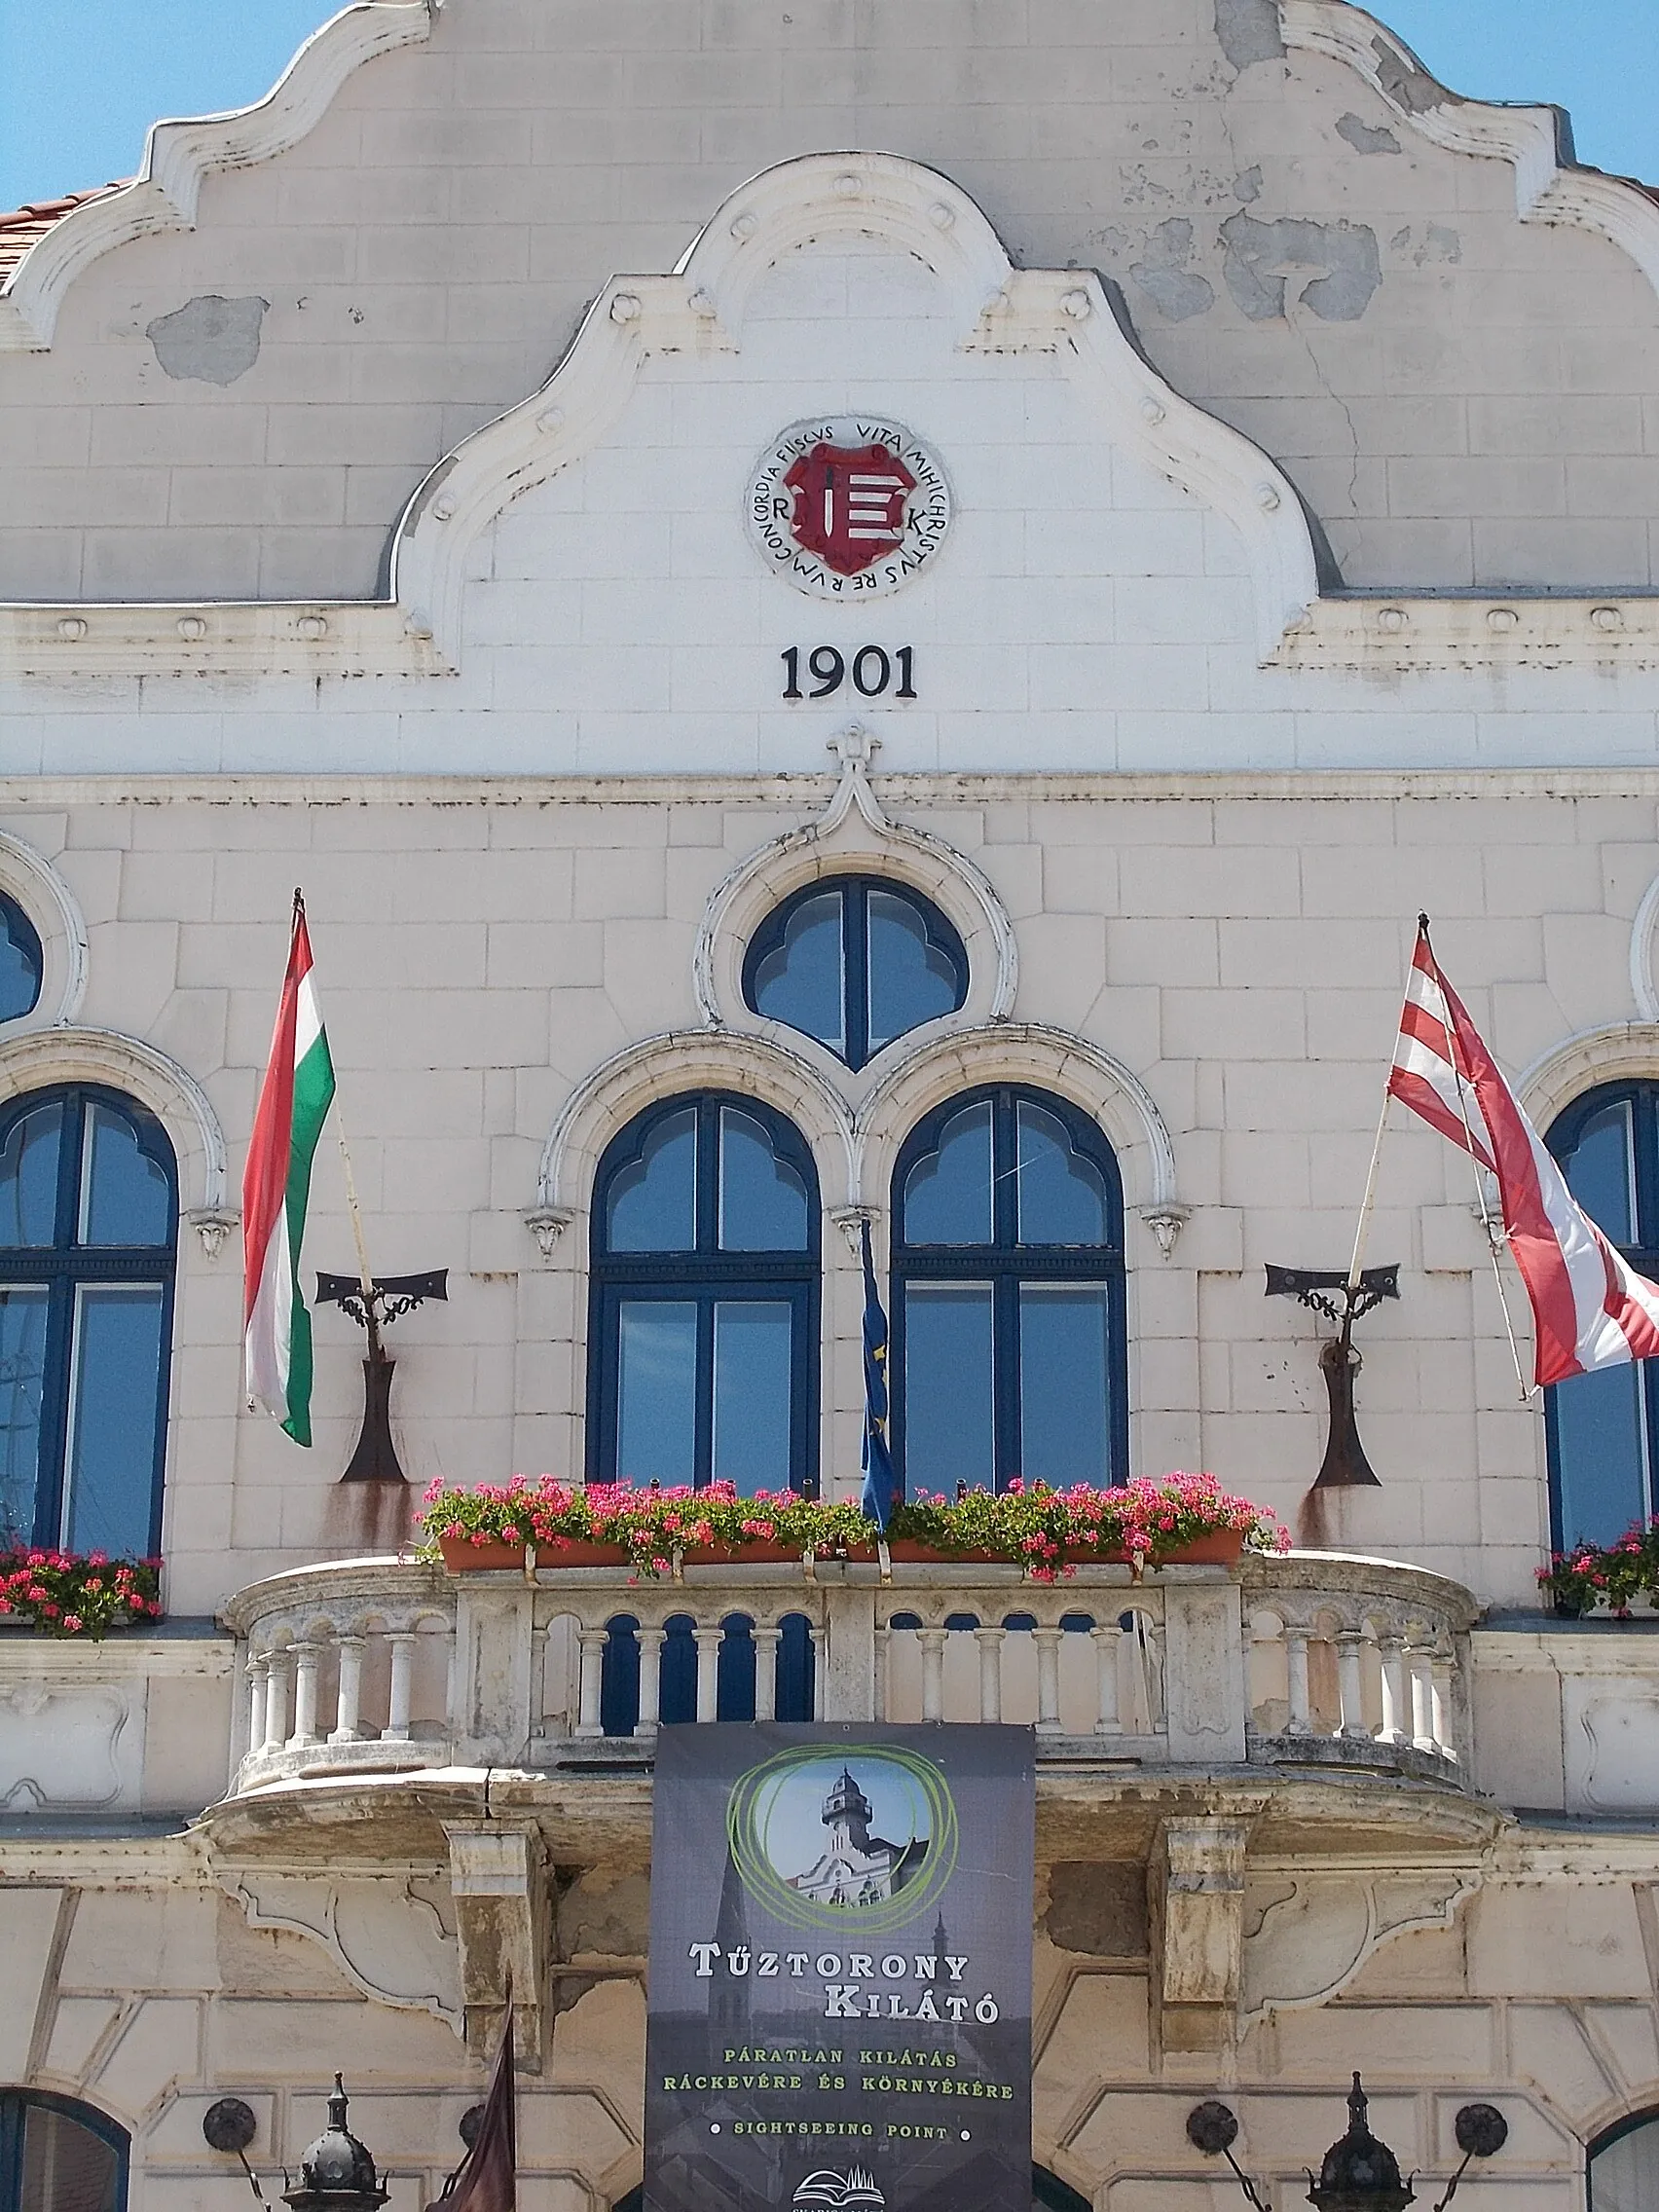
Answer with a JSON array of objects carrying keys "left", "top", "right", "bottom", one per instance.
[{"left": 726, "top": 1744, "right": 959, "bottom": 1935}]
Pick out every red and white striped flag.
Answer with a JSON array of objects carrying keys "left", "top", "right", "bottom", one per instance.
[{"left": 1388, "top": 917, "right": 1659, "bottom": 1386}]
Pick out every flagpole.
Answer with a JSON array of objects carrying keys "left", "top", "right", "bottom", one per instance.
[
  {"left": 1347, "top": 1086, "right": 1391, "bottom": 1290},
  {"left": 1419, "top": 913, "right": 1533, "bottom": 1405}
]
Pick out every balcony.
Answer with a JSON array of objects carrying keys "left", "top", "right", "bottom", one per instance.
[{"left": 203, "top": 1548, "right": 1481, "bottom": 1839}]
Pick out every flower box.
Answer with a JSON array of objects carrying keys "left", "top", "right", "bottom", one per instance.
[
  {"left": 421, "top": 1474, "right": 1285, "bottom": 1584},
  {"left": 0, "top": 1547, "right": 163, "bottom": 1638}
]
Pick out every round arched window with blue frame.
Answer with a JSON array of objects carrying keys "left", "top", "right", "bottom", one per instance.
[
  {"left": 742, "top": 875, "right": 968, "bottom": 1070},
  {"left": 0, "top": 891, "right": 44, "bottom": 1022}
]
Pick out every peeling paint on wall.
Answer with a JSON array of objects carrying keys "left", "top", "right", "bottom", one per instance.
[
  {"left": 1219, "top": 212, "right": 1382, "bottom": 321},
  {"left": 1368, "top": 31, "right": 1455, "bottom": 115},
  {"left": 1336, "top": 112, "right": 1401, "bottom": 155},
  {"left": 1130, "top": 217, "right": 1216, "bottom": 321},
  {"left": 146, "top": 295, "right": 269, "bottom": 386},
  {"left": 1234, "top": 166, "right": 1263, "bottom": 204},
  {"left": 1213, "top": 0, "right": 1284, "bottom": 71}
]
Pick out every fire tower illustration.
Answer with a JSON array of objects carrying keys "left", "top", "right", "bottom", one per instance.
[{"left": 787, "top": 1768, "right": 928, "bottom": 1908}]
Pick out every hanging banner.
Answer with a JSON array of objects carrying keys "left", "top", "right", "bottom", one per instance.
[{"left": 645, "top": 1722, "right": 1035, "bottom": 2212}]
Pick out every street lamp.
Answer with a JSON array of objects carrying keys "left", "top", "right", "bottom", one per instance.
[
  {"left": 203, "top": 2077, "right": 389, "bottom": 2212},
  {"left": 1188, "top": 2075, "right": 1508, "bottom": 2210}
]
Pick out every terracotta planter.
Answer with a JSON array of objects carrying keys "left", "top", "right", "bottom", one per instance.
[
  {"left": 533, "top": 1540, "right": 632, "bottom": 1568},
  {"left": 438, "top": 1535, "right": 527, "bottom": 1572},
  {"left": 884, "top": 1540, "right": 957, "bottom": 1563},
  {"left": 1146, "top": 1529, "right": 1244, "bottom": 1567}
]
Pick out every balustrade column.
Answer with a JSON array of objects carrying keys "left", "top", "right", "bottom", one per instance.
[
  {"left": 1091, "top": 1621, "right": 1121, "bottom": 1734},
  {"left": 1430, "top": 1651, "right": 1456, "bottom": 1761},
  {"left": 751, "top": 1626, "right": 782, "bottom": 1722},
  {"left": 1284, "top": 1625, "right": 1312, "bottom": 1735},
  {"left": 1033, "top": 1627, "right": 1064, "bottom": 1736},
  {"left": 693, "top": 1627, "right": 723, "bottom": 1723},
  {"left": 575, "top": 1628, "right": 608, "bottom": 1739},
  {"left": 385, "top": 1632, "right": 418, "bottom": 1743},
  {"left": 1334, "top": 1631, "right": 1371, "bottom": 1740},
  {"left": 917, "top": 1629, "right": 947, "bottom": 1723},
  {"left": 291, "top": 1639, "right": 322, "bottom": 1746},
  {"left": 635, "top": 1627, "right": 667, "bottom": 1738},
  {"left": 1407, "top": 1641, "right": 1436, "bottom": 1752},
  {"left": 330, "top": 1636, "right": 366, "bottom": 1743},
  {"left": 262, "top": 1648, "right": 292, "bottom": 1753},
  {"left": 1376, "top": 1635, "right": 1408, "bottom": 1746},
  {"left": 976, "top": 1628, "right": 1005, "bottom": 1723},
  {"left": 529, "top": 1624, "right": 548, "bottom": 1742},
  {"left": 246, "top": 1651, "right": 269, "bottom": 1756}
]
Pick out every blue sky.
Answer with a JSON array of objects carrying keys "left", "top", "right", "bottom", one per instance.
[{"left": 1, "top": 0, "right": 1656, "bottom": 211}]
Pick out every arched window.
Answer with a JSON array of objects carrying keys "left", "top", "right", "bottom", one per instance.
[
  {"left": 1589, "top": 2108, "right": 1659, "bottom": 2208},
  {"left": 0, "top": 1086, "right": 177, "bottom": 1558},
  {"left": 892, "top": 1086, "right": 1125, "bottom": 1494},
  {"left": 742, "top": 876, "right": 968, "bottom": 1069},
  {"left": 588, "top": 1093, "right": 820, "bottom": 1493},
  {"left": 0, "top": 2092, "right": 128, "bottom": 2212},
  {"left": 1545, "top": 1081, "right": 1659, "bottom": 1551},
  {"left": 0, "top": 893, "right": 42, "bottom": 1022}
]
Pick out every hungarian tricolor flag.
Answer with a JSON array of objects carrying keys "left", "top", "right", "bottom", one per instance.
[
  {"left": 243, "top": 894, "right": 336, "bottom": 1444},
  {"left": 1388, "top": 916, "right": 1659, "bottom": 1386}
]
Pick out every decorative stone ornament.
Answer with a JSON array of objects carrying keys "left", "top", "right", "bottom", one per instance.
[{"left": 747, "top": 416, "right": 950, "bottom": 598}]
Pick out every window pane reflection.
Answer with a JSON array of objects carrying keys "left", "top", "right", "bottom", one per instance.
[
  {"left": 751, "top": 891, "right": 843, "bottom": 1053},
  {"left": 80, "top": 1105, "right": 171, "bottom": 1247},
  {"left": 616, "top": 1302, "right": 697, "bottom": 1486},
  {"left": 1562, "top": 1097, "right": 1636, "bottom": 1244},
  {"left": 1592, "top": 2118, "right": 1659, "bottom": 2212},
  {"left": 0, "top": 1284, "right": 47, "bottom": 1546},
  {"left": 719, "top": 1109, "right": 809, "bottom": 1252},
  {"left": 0, "top": 895, "right": 43, "bottom": 1023},
  {"left": 903, "top": 1101, "right": 992, "bottom": 1245},
  {"left": 1016, "top": 1102, "right": 1109, "bottom": 1245},
  {"left": 63, "top": 1286, "right": 166, "bottom": 1557},
  {"left": 20, "top": 2103, "right": 122, "bottom": 2212},
  {"left": 607, "top": 1109, "right": 696, "bottom": 1252},
  {"left": 0, "top": 1101, "right": 60, "bottom": 1248},
  {"left": 1020, "top": 1285, "right": 1112, "bottom": 1486},
  {"left": 904, "top": 1283, "right": 994, "bottom": 1492},
  {"left": 867, "top": 890, "right": 959, "bottom": 1051},
  {"left": 712, "top": 1302, "right": 793, "bottom": 1494},
  {"left": 1555, "top": 1362, "right": 1648, "bottom": 1549}
]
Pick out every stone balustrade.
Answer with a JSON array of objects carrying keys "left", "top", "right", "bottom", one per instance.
[
  {"left": 1242, "top": 1550, "right": 1477, "bottom": 1773},
  {"left": 212, "top": 1546, "right": 1480, "bottom": 1797}
]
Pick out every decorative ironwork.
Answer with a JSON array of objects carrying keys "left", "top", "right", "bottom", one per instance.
[
  {"left": 1188, "top": 2077, "right": 1507, "bottom": 2210},
  {"left": 313, "top": 1271, "right": 448, "bottom": 1485},
  {"left": 1264, "top": 1265, "right": 1400, "bottom": 1489}
]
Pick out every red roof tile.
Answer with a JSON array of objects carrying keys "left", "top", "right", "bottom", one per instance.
[{"left": 0, "top": 184, "right": 129, "bottom": 284}]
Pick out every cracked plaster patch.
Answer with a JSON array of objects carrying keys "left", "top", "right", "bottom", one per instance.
[
  {"left": 1219, "top": 210, "right": 1382, "bottom": 320},
  {"left": 1337, "top": 111, "right": 1401, "bottom": 154}
]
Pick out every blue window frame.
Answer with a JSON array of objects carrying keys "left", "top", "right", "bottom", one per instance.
[
  {"left": 0, "top": 893, "right": 42, "bottom": 1022},
  {"left": 1544, "top": 1081, "right": 1659, "bottom": 1552},
  {"left": 0, "top": 1085, "right": 177, "bottom": 1558},
  {"left": 742, "top": 876, "right": 968, "bottom": 1070},
  {"left": 588, "top": 1093, "right": 820, "bottom": 1494},
  {"left": 1589, "top": 2107, "right": 1659, "bottom": 2209},
  {"left": 0, "top": 2092, "right": 128, "bottom": 2212},
  {"left": 892, "top": 1086, "right": 1125, "bottom": 1494}
]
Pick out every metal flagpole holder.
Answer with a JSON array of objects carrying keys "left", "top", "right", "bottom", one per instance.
[
  {"left": 1264, "top": 1263, "right": 1400, "bottom": 1489},
  {"left": 314, "top": 1270, "right": 449, "bottom": 1483}
]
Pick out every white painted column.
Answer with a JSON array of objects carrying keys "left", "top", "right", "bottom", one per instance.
[
  {"left": 1033, "top": 1626, "right": 1064, "bottom": 1736},
  {"left": 575, "top": 1628, "right": 608, "bottom": 1739},
  {"left": 693, "top": 1627, "right": 723, "bottom": 1723},
  {"left": 1284, "top": 1626, "right": 1312, "bottom": 1735},
  {"left": 635, "top": 1627, "right": 666, "bottom": 1738},
  {"left": 917, "top": 1628, "right": 947, "bottom": 1722},
  {"left": 291, "top": 1639, "right": 321, "bottom": 1746},
  {"left": 330, "top": 1636, "right": 365, "bottom": 1743},
  {"left": 1334, "top": 1631, "right": 1370, "bottom": 1740},
  {"left": 1408, "top": 1641, "right": 1436, "bottom": 1752},
  {"left": 262, "top": 1648, "right": 291, "bottom": 1753},
  {"left": 976, "top": 1627, "right": 1006, "bottom": 1723},
  {"left": 385, "top": 1632, "right": 418, "bottom": 1743},
  {"left": 1091, "top": 1621, "right": 1121, "bottom": 1734},
  {"left": 1376, "top": 1635, "right": 1408, "bottom": 1746},
  {"left": 752, "top": 1626, "right": 782, "bottom": 1723}
]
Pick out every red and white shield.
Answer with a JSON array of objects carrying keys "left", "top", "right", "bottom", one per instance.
[
  {"left": 748, "top": 417, "right": 951, "bottom": 599},
  {"left": 782, "top": 441, "right": 919, "bottom": 578}
]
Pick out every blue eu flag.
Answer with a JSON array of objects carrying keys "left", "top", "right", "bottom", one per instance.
[{"left": 859, "top": 1218, "right": 896, "bottom": 1530}]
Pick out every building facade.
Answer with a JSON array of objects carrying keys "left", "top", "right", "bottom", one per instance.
[{"left": 3, "top": 0, "right": 1659, "bottom": 2204}]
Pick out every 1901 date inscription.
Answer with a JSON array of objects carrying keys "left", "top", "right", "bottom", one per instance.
[{"left": 782, "top": 646, "right": 917, "bottom": 701}]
